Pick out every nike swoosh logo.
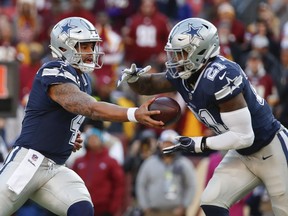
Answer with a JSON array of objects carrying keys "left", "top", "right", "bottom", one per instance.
[
  {"left": 262, "top": 155, "right": 273, "bottom": 160},
  {"left": 178, "top": 38, "right": 185, "bottom": 41},
  {"left": 219, "top": 72, "right": 226, "bottom": 80}
]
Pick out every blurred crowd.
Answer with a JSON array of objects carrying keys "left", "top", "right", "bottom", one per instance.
[{"left": 0, "top": 0, "right": 288, "bottom": 215}]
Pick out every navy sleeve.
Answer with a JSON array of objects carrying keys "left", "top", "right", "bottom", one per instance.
[
  {"left": 39, "top": 61, "right": 79, "bottom": 93},
  {"left": 202, "top": 60, "right": 245, "bottom": 103}
]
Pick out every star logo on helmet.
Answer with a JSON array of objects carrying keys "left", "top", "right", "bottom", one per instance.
[
  {"left": 60, "top": 21, "right": 77, "bottom": 35},
  {"left": 183, "top": 24, "right": 204, "bottom": 40}
]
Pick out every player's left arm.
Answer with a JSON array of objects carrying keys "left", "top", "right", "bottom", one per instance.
[{"left": 205, "top": 92, "right": 255, "bottom": 150}]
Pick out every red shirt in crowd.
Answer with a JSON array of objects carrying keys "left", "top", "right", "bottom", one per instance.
[{"left": 72, "top": 148, "right": 125, "bottom": 216}]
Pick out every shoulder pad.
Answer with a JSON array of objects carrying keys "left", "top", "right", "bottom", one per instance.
[{"left": 202, "top": 56, "right": 244, "bottom": 101}]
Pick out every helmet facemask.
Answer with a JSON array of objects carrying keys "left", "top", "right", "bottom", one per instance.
[
  {"left": 72, "top": 41, "right": 104, "bottom": 73},
  {"left": 165, "top": 44, "right": 198, "bottom": 80}
]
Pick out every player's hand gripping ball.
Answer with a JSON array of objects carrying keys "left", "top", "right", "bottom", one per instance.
[{"left": 148, "top": 97, "right": 181, "bottom": 125}]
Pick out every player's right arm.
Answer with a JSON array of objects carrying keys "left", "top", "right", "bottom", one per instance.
[
  {"left": 118, "top": 63, "right": 175, "bottom": 95},
  {"left": 48, "top": 83, "right": 164, "bottom": 128},
  {"left": 128, "top": 72, "right": 176, "bottom": 95}
]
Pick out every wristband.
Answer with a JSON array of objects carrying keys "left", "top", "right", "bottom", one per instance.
[
  {"left": 127, "top": 108, "right": 138, "bottom": 122},
  {"left": 201, "top": 137, "right": 209, "bottom": 152}
]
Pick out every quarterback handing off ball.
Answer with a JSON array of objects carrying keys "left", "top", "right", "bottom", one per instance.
[{"left": 148, "top": 97, "right": 181, "bottom": 125}]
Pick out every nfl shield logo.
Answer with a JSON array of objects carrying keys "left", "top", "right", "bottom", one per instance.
[{"left": 32, "top": 154, "right": 38, "bottom": 161}]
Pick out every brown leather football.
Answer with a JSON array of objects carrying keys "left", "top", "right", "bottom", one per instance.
[{"left": 148, "top": 97, "right": 181, "bottom": 125}]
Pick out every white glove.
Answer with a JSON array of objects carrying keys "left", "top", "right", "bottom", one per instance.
[{"left": 117, "top": 63, "right": 151, "bottom": 87}]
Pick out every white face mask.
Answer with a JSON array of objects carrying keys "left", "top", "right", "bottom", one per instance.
[{"left": 178, "top": 70, "right": 193, "bottom": 80}]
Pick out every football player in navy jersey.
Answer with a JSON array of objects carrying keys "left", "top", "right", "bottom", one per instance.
[
  {"left": 0, "top": 17, "right": 164, "bottom": 216},
  {"left": 119, "top": 18, "right": 288, "bottom": 215}
]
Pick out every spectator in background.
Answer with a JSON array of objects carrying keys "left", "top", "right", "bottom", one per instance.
[
  {"left": 72, "top": 126, "right": 125, "bottom": 216},
  {"left": 277, "top": 47, "right": 288, "bottom": 128},
  {"left": 217, "top": 21, "right": 236, "bottom": 61},
  {"left": 103, "top": 128, "right": 125, "bottom": 166},
  {"left": 244, "top": 50, "right": 279, "bottom": 110},
  {"left": 245, "top": 18, "right": 281, "bottom": 59},
  {"left": 155, "top": 0, "right": 178, "bottom": 23},
  {"left": 0, "top": 14, "right": 18, "bottom": 62},
  {"left": 0, "top": 14, "right": 20, "bottom": 149},
  {"left": 37, "top": 0, "right": 64, "bottom": 47},
  {"left": 0, "top": 0, "right": 15, "bottom": 7},
  {"left": 199, "top": 0, "right": 228, "bottom": 22},
  {"left": 56, "top": 0, "right": 95, "bottom": 24},
  {"left": 92, "top": 0, "right": 138, "bottom": 34},
  {"left": 249, "top": 34, "right": 282, "bottom": 94},
  {"left": 93, "top": 70, "right": 138, "bottom": 146},
  {"left": 19, "top": 42, "right": 44, "bottom": 100},
  {"left": 93, "top": 11, "right": 125, "bottom": 104},
  {"left": 213, "top": 2, "right": 245, "bottom": 44},
  {"left": 257, "top": 2, "right": 281, "bottom": 42},
  {"left": 186, "top": 0, "right": 203, "bottom": 17},
  {"left": 218, "top": 21, "right": 242, "bottom": 61},
  {"left": 174, "top": 0, "right": 193, "bottom": 24},
  {"left": 66, "top": 119, "right": 125, "bottom": 168},
  {"left": 124, "top": 129, "right": 158, "bottom": 201},
  {"left": 269, "top": 0, "right": 288, "bottom": 29},
  {"left": 95, "top": 11, "right": 124, "bottom": 68},
  {"left": 13, "top": 0, "right": 40, "bottom": 44},
  {"left": 281, "top": 20, "right": 288, "bottom": 49},
  {"left": 156, "top": 0, "right": 193, "bottom": 25},
  {"left": 123, "top": 0, "right": 170, "bottom": 68},
  {"left": 13, "top": 0, "right": 43, "bottom": 66},
  {"left": 136, "top": 129, "right": 197, "bottom": 216},
  {"left": 211, "top": 2, "right": 245, "bottom": 62},
  {"left": 90, "top": 10, "right": 140, "bottom": 144}
]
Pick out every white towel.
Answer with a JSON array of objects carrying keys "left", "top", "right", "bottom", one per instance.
[{"left": 7, "top": 149, "right": 44, "bottom": 195}]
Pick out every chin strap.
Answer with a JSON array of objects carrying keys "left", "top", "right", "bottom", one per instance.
[
  {"left": 79, "top": 62, "right": 95, "bottom": 73},
  {"left": 179, "top": 70, "right": 192, "bottom": 79},
  {"left": 49, "top": 45, "right": 63, "bottom": 59}
]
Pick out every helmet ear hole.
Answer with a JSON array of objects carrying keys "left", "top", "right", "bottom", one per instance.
[
  {"left": 59, "top": 47, "right": 66, "bottom": 52},
  {"left": 198, "top": 49, "right": 206, "bottom": 55}
]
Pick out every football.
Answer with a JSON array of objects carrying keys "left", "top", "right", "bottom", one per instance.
[{"left": 148, "top": 97, "right": 181, "bottom": 125}]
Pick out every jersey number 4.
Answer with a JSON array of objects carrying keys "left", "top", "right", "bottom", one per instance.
[{"left": 69, "top": 115, "right": 85, "bottom": 145}]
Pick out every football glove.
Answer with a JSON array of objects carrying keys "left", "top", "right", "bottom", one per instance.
[
  {"left": 162, "top": 136, "right": 208, "bottom": 154},
  {"left": 117, "top": 63, "right": 151, "bottom": 87}
]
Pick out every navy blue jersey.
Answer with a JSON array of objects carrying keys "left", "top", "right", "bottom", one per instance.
[
  {"left": 14, "top": 60, "right": 92, "bottom": 164},
  {"left": 167, "top": 55, "right": 281, "bottom": 155}
]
